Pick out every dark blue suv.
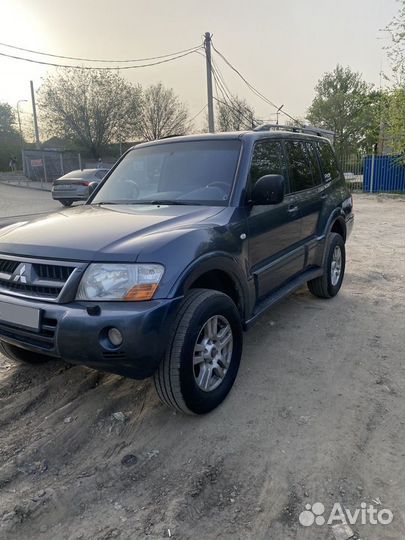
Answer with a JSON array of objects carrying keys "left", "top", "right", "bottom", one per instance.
[{"left": 0, "top": 127, "right": 353, "bottom": 414}]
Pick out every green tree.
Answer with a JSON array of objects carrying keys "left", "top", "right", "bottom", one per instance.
[
  {"left": 138, "top": 83, "right": 190, "bottom": 141},
  {"left": 358, "top": 90, "right": 389, "bottom": 152},
  {"left": 38, "top": 69, "right": 142, "bottom": 158},
  {"left": 0, "top": 102, "right": 17, "bottom": 135},
  {"left": 386, "top": 88, "right": 405, "bottom": 160},
  {"left": 0, "top": 102, "right": 20, "bottom": 171},
  {"left": 216, "top": 95, "right": 256, "bottom": 132},
  {"left": 306, "top": 65, "right": 380, "bottom": 158},
  {"left": 385, "top": 0, "right": 405, "bottom": 162},
  {"left": 386, "top": 0, "right": 405, "bottom": 84}
]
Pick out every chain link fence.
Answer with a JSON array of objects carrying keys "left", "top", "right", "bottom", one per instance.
[
  {"left": 22, "top": 150, "right": 118, "bottom": 184},
  {"left": 23, "top": 150, "right": 81, "bottom": 184},
  {"left": 340, "top": 154, "right": 364, "bottom": 192}
]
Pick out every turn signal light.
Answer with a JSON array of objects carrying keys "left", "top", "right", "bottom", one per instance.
[{"left": 124, "top": 283, "right": 159, "bottom": 301}]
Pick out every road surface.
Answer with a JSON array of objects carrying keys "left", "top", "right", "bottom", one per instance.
[{"left": 0, "top": 182, "right": 64, "bottom": 218}]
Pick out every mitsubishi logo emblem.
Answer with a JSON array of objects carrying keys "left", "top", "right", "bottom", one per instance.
[{"left": 12, "top": 264, "right": 28, "bottom": 284}]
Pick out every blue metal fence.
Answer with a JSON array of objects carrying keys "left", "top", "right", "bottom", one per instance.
[{"left": 363, "top": 155, "right": 405, "bottom": 192}]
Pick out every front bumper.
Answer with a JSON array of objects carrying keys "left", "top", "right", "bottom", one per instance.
[{"left": 0, "top": 293, "right": 183, "bottom": 379}]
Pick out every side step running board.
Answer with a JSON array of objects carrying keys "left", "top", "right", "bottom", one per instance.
[{"left": 244, "top": 268, "right": 323, "bottom": 330}]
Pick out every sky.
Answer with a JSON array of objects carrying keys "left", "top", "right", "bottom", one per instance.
[{"left": 0, "top": 0, "right": 399, "bottom": 132}]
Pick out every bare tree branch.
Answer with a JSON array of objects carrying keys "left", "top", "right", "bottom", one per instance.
[
  {"left": 138, "top": 83, "right": 190, "bottom": 140},
  {"left": 38, "top": 68, "right": 142, "bottom": 157}
]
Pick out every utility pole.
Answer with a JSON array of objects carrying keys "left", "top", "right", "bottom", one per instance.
[
  {"left": 370, "top": 143, "right": 378, "bottom": 193},
  {"left": 17, "top": 99, "right": 28, "bottom": 174},
  {"left": 30, "top": 80, "right": 41, "bottom": 149},
  {"left": 204, "top": 32, "right": 215, "bottom": 133}
]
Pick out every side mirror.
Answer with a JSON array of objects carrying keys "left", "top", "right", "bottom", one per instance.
[
  {"left": 251, "top": 174, "right": 285, "bottom": 205},
  {"left": 88, "top": 182, "right": 98, "bottom": 195}
]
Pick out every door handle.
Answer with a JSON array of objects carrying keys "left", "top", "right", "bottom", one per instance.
[
  {"left": 288, "top": 204, "right": 298, "bottom": 213},
  {"left": 320, "top": 193, "right": 327, "bottom": 199}
]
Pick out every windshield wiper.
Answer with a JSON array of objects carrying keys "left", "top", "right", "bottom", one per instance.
[
  {"left": 94, "top": 200, "right": 204, "bottom": 206},
  {"left": 94, "top": 202, "right": 120, "bottom": 205},
  {"left": 140, "top": 200, "right": 203, "bottom": 206}
]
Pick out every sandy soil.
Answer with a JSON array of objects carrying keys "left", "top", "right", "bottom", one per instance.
[{"left": 0, "top": 194, "right": 404, "bottom": 540}]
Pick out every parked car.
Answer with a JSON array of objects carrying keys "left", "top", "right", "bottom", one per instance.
[
  {"left": 0, "top": 127, "right": 353, "bottom": 414},
  {"left": 52, "top": 168, "right": 110, "bottom": 206}
]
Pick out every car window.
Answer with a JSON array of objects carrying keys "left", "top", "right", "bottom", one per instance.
[
  {"left": 61, "top": 170, "right": 82, "bottom": 179},
  {"left": 285, "top": 140, "right": 320, "bottom": 192},
  {"left": 93, "top": 140, "right": 241, "bottom": 206},
  {"left": 62, "top": 169, "right": 98, "bottom": 180},
  {"left": 95, "top": 169, "right": 108, "bottom": 179},
  {"left": 305, "top": 142, "right": 323, "bottom": 185},
  {"left": 249, "top": 140, "right": 288, "bottom": 193},
  {"left": 316, "top": 141, "right": 340, "bottom": 182}
]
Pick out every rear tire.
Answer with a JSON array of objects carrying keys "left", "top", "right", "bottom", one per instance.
[
  {"left": 307, "top": 232, "right": 345, "bottom": 298},
  {"left": 153, "top": 289, "right": 243, "bottom": 415},
  {"left": 0, "top": 341, "right": 51, "bottom": 364},
  {"left": 60, "top": 199, "right": 73, "bottom": 207}
]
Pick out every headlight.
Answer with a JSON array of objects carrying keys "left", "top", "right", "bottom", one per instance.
[{"left": 76, "top": 263, "right": 164, "bottom": 301}]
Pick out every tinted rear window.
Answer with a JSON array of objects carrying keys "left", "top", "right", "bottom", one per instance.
[
  {"left": 285, "top": 140, "right": 321, "bottom": 192},
  {"left": 316, "top": 141, "right": 340, "bottom": 182},
  {"left": 61, "top": 169, "right": 98, "bottom": 179},
  {"left": 249, "top": 140, "right": 288, "bottom": 193}
]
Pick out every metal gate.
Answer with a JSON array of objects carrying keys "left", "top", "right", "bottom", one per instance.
[{"left": 363, "top": 155, "right": 405, "bottom": 192}]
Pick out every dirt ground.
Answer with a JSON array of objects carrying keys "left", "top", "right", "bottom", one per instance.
[{"left": 0, "top": 194, "right": 404, "bottom": 540}]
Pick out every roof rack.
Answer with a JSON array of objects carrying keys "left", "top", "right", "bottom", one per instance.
[{"left": 253, "top": 123, "right": 335, "bottom": 141}]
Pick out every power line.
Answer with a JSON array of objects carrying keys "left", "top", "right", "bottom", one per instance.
[
  {"left": 189, "top": 104, "right": 208, "bottom": 123},
  {"left": 212, "top": 59, "right": 236, "bottom": 105},
  {"left": 213, "top": 96, "right": 258, "bottom": 129},
  {"left": 211, "top": 43, "right": 304, "bottom": 127},
  {"left": 212, "top": 73, "right": 251, "bottom": 127},
  {"left": 197, "top": 49, "right": 257, "bottom": 128},
  {"left": 0, "top": 41, "right": 203, "bottom": 63},
  {"left": 0, "top": 47, "right": 203, "bottom": 70},
  {"left": 212, "top": 59, "right": 260, "bottom": 125},
  {"left": 211, "top": 63, "right": 258, "bottom": 128},
  {"left": 212, "top": 43, "right": 283, "bottom": 112},
  {"left": 212, "top": 81, "right": 257, "bottom": 129}
]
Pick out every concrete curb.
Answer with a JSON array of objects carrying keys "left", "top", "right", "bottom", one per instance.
[{"left": 0, "top": 181, "right": 52, "bottom": 193}]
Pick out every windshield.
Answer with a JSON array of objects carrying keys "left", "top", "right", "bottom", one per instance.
[{"left": 92, "top": 140, "right": 241, "bottom": 206}]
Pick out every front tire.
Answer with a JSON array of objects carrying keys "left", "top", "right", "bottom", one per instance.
[
  {"left": 153, "top": 289, "right": 243, "bottom": 414},
  {"left": 307, "top": 232, "right": 345, "bottom": 298},
  {"left": 0, "top": 341, "right": 51, "bottom": 364}
]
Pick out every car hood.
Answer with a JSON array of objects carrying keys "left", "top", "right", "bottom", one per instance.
[{"left": 0, "top": 204, "right": 226, "bottom": 261}]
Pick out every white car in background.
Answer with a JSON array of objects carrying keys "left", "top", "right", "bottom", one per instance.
[{"left": 52, "top": 168, "right": 110, "bottom": 206}]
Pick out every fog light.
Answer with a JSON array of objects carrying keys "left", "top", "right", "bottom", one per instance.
[{"left": 108, "top": 328, "right": 123, "bottom": 347}]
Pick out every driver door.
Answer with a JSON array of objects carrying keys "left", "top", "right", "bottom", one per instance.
[{"left": 247, "top": 140, "right": 304, "bottom": 298}]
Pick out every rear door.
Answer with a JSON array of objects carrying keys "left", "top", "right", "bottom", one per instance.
[
  {"left": 284, "top": 139, "right": 325, "bottom": 261},
  {"left": 247, "top": 139, "right": 304, "bottom": 297}
]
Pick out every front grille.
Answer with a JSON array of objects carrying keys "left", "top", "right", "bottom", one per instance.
[
  {"left": 0, "top": 317, "right": 57, "bottom": 350},
  {"left": 0, "top": 260, "right": 19, "bottom": 274},
  {"left": 0, "top": 281, "right": 61, "bottom": 298},
  {"left": 35, "top": 264, "right": 74, "bottom": 282},
  {"left": 0, "top": 256, "right": 79, "bottom": 301}
]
